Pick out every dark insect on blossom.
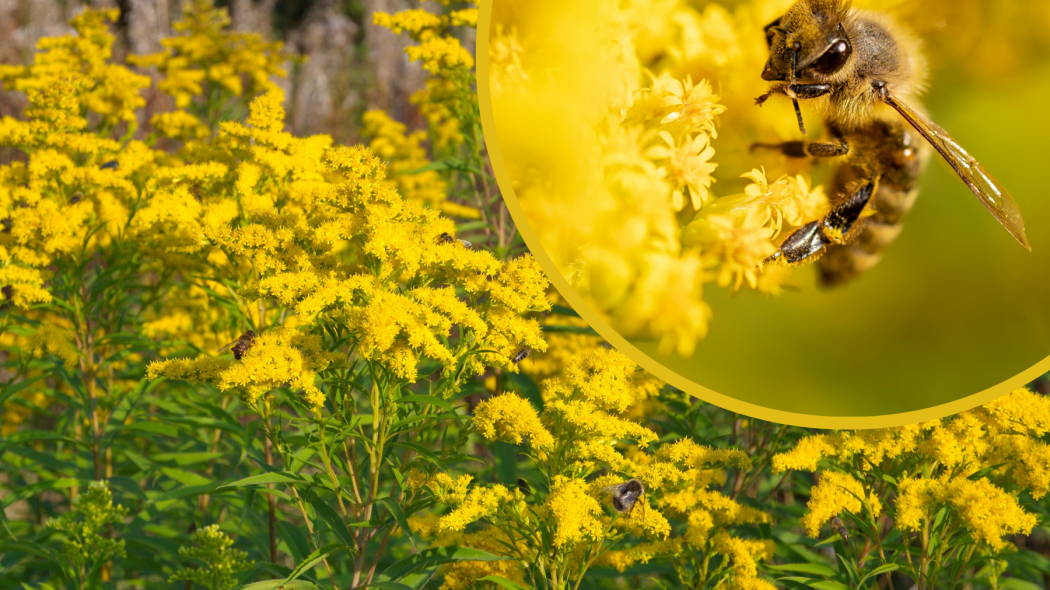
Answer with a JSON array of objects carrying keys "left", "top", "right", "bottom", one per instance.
[
  {"left": 192, "top": 185, "right": 203, "bottom": 203},
  {"left": 830, "top": 515, "right": 848, "bottom": 540},
  {"left": 69, "top": 192, "right": 83, "bottom": 205},
  {"left": 601, "top": 478, "right": 645, "bottom": 518},
  {"left": 99, "top": 160, "right": 119, "bottom": 170},
  {"left": 438, "top": 232, "right": 471, "bottom": 247},
  {"left": 218, "top": 330, "right": 256, "bottom": 360},
  {"left": 512, "top": 348, "right": 530, "bottom": 363}
]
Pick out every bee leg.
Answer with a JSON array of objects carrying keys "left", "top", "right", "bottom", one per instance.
[
  {"left": 751, "top": 140, "right": 849, "bottom": 158},
  {"left": 788, "top": 83, "right": 832, "bottom": 100},
  {"left": 765, "top": 180, "right": 877, "bottom": 266},
  {"left": 756, "top": 83, "right": 832, "bottom": 106}
]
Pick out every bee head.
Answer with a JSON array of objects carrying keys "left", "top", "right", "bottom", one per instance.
[
  {"left": 245, "top": 330, "right": 256, "bottom": 338},
  {"left": 762, "top": 0, "right": 853, "bottom": 82}
]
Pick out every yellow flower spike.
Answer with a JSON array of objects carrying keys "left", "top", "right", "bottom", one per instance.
[
  {"left": 546, "top": 476, "right": 605, "bottom": 548},
  {"left": 473, "top": 393, "right": 554, "bottom": 450},
  {"left": 771, "top": 433, "right": 842, "bottom": 473},
  {"left": 800, "top": 471, "right": 880, "bottom": 538},
  {"left": 436, "top": 483, "right": 517, "bottom": 533},
  {"left": 361, "top": 109, "right": 449, "bottom": 207},
  {"left": 941, "top": 478, "right": 1035, "bottom": 550},
  {"left": 129, "top": 0, "right": 287, "bottom": 108},
  {"left": 152, "top": 111, "right": 210, "bottom": 141},
  {"left": 893, "top": 476, "right": 940, "bottom": 532},
  {"left": 25, "top": 324, "right": 79, "bottom": 368}
]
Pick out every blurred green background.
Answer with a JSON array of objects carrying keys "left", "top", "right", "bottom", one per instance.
[{"left": 635, "top": 58, "right": 1050, "bottom": 416}]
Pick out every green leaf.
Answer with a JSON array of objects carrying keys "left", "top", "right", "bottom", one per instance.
[
  {"left": 237, "top": 581, "right": 320, "bottom": 590},
  {"left": 278, "top": 521, "right": 312, "bottom": 563},
  {"left": 376, "top": 497, "right": 420, "bottom": 551},
  {"left": 282, "top": 544, "right": 351, "bottom": 585},
  {"left": 161, "top": 467, "right": 212, "bottom": 487},
  {"left": 769, "top": 563, "right": 837, "bottom": 577},
  {"left": 858, "top": 563, "right": 900, "bottom": 586},
  {"left": 1000, "top": 580, "right": 1045, "bottom": 590},
  {"left": 1, "top": 478, "right": 81, "bottom": 508},
  {"left": 805, "top": 582, "right": 855, "bottom": 590},
  {"left": 397, "top": 394, "right": 457, "bottom": 414},
  {"left": 477, "top": 575, "right": 529, "bottom": 590},
  {"left": 377, "top": 547, "right": 510, "bottom": 583},
  {"left": 304, "top": 491, "right": 357, "bottom": 547},
  {"left": 368, "top": 583, "right": 416, "bottom": 590},
  {"left": 540, "top": 324, "right": 598, "bottom": 335},
  {"left": 399, "top": 161, "right": 449, "bottom": 175},
  {"left": 0, "top": 542, "right": 59, "bottom": 563},
  {"left": 220, "top": 472, "right": 305, "bottom": 489}
]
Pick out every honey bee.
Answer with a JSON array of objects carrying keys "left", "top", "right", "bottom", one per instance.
[
  {"left": 438, "top": 232, "right": 472, "bottom": 248},
  {"left": 830, "top": 515, "right": 849, "bottom": 540},
  {"left": 600, "top": 478, "right": 645, "bottom": 518},
  {"left": 511, "top": 348, "right": 530, "bottom": 363},
  {"left": 756, "top": 0, "right": 1029, "bottom": 286},
  {"left": 218, "top": 330, "right": 256, "bottom": 360}
]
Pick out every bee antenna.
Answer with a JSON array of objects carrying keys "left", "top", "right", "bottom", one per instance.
[{"left": 790, "top": 46, "right": 806, "bottom": 135}]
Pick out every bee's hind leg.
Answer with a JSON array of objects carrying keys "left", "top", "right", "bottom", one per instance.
[
  {"left": 751, "top": 139, "right": 849, "bottom": 158},
  {"left": 765, "top": 179, "right": 877, "bottom": 266}
]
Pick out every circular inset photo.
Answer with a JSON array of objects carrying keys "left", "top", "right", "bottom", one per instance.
[{"left": 479, "top": 0, "right": 1050, "bottom": 426}]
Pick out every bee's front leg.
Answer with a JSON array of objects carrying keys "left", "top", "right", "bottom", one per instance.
[
  {"left": 765, "top": 179, "right": 877, "bottom": 266},
  {"left": 756, "top": 83, "right": 832, "bottom": 105}
]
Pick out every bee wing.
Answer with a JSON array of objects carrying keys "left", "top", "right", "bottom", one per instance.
[
  {"left": 598, "top": 483, "right": 624, "bottom": 495},
  {"left": 217, "top": 339, "right": 238, "bottom": 353},
  {"left": 884, "top": 92, "right": 1030, "bottom": 251}
]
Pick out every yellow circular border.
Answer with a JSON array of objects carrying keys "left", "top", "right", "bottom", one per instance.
[{"left": 475, "top": 0, "right": 1050, "bottom": 428}]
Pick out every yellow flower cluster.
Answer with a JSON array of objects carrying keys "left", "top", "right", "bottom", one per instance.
[
  {"left": 464, "top": 348, "right": 773, "bottom": 586},
  {"left": 473, "top": 393, "right": 553, "bottom": 449},
  {"left": 361, "top": 110, "right": 453, "bottom": 211},
  {"left": 373, "top": 3, "right": 478, "bottom": 75},
  {"left": 546, "top": 476, "right": 606, "bottom": 547},
  {"left": 489, "top": 0, "right": 833, "bottom": 356},
  {"left": 128, "top": 0, "right": 287, "bottom": 110},
  {"left": 143, "top": 87, "right": 549, "bottom": 402},
  {"left": 0, "top": 10, "right": 150, "bottom": 129},
  {"left": 0, "top": 22, "right": 155, "bottom": 308},
  {"left": 25, "top": 324, "right": 79, "bottom": 369},
  {"left": 772, "top": 387, "right": 1047, "bottom": 549},
  {"left": 800, "top": 471, "right": 882, "bottom": 538},
  {"left": 426, "top": 474, "right": 523, "bottom": 533}
]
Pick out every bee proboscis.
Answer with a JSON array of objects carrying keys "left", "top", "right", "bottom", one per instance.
[
  {"left": 600, "top": 478, "right": 645, "bottom": 519},
  {"left": 218, "top": 330, "right": 256, "bottom": 360},
  {"left": 756, "top": 0, "right": 1029, "bottom": 286}
]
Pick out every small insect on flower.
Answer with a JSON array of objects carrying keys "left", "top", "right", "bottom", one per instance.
[
  {"left": 192, "top": 185, "right": 203, "bottom": 203},
  {"left": 99, "top": 160, "right": 119, "bottom": 170},
  {"left": 69, "top": 192, "right": 83, "bottom": 205},
  {"left": 438, "top": 232, "right": 471, "bottom": 247},
  {"left": 830, "top": 515, "right": 848, "bottom": 540},
  {"left": 601, "top": 478, "right": 645, "bottom": 518},
  {"left": 217, "top": 330, "right": 256, "bottom": 360},
  {"left": 512, "top": 348, "right": 530, "bottom": 363}
]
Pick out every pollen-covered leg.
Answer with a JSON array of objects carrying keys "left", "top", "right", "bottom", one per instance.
[
  {"left": 751, "top": 140, "right": 849, "bottom": 158},
  {"left": 765, "top": 179, "right": 877, "bottom": 267}
]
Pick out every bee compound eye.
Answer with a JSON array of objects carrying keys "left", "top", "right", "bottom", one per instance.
[{"left": 812, "top": 38, "right": 852, "bottom": 75}]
